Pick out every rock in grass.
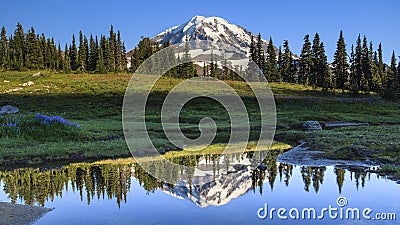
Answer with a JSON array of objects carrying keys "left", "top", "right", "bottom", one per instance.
[
  {"left": 32, "top": 72, "right": 41, "bottom": 77},
  {"left": 302, "top": 120, "right": 322, "bottom": 131},
  {"left": 0, "top": 105, "right": 19, "bottom": 114}
]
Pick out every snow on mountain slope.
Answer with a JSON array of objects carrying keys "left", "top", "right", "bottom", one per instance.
[
  {"left": 152, "top": 15, "right": 270, "bottom": 56},
  {"left": 160, "top": 153, "right": 277, "bottom": 207}
]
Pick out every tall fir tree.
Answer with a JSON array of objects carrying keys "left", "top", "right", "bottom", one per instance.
[
  {"left": 250, "top": 35, "right": 257, "bottom": 63},
  {"left": 310, "top": 33, "right": 321, "bottom": 88},
  {"left": 180, "top": 35, "right": 196, "bottom": 78},
  {"left": 12, "top": 23, "right": 25, "bottom": 70},
  {"left": 265, "top": 37, "right": 278, "bottom": 81},
  {"left": 96, "top": 44, "right": 106, "bottom": 74},
  {"left": 361, "top": 36, "right": 373, "bottom": 91},
  {"left": 299, "top": 34, "right": 313, "bottom": 85},
  {"left": 332, "top": 31, "right": 349, "bottom": 92},
  {"left": 0, "top": 26, "right": 8, "bottom": 69},
  {"left": 352, "top": 34, "right": 363, "bottom": 93},
  {"left": 256, "top": 33, "right": 266, "bottom": 71},
  {"left": 57, "top": 43, "right": 63, "bottom": 70},
  {"left": 311, "top": 33, "right": 330, "bottom": 90},
  {"left": 25, "top": 27, "right": 38, "bottom": 69},
  {"left": 109, "top": 25, "right": 117, "bottom": 71},
  {"left": 69, "top": 34, "right": 78, "bottom": 71},
  {"left": 115, "top": 30, "right": 122, "bottom": 71},
  {"left": 317, "top": 42, "right": 331, "bottom": 91},
  {"left": 370, "top": 42, "right": 380, "bottom": 91},
  {"left": 63, "top": 44, "right": 71, "bottom": 73},
  {"left": 77, "top": 31, "right": 87, "bottom": 72},
  {"left": 281, "top": 40, "right": 293, "bottom": 82},
  {"left": 377, "top": 43, "right": 385, "bottom": 91},
  {"left": 382, "top": 51, "right": 396, "bottom": 98}
]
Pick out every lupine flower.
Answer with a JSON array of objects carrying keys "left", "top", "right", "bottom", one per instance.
[
  {"left": 36, "top": 113, "right": 80, "bottom": 128},
  {"left": 4, "top": 122, "right": 18, "bottom": 127}
]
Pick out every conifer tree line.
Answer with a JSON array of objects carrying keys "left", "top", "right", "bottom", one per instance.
[
  {"left": 0, "top": 23, "right": 127, "bottom": 73},
  {"left": 249, "top": 31, "right": 400, "bottom": 100},
  {"left": 1, "top": 23, "right": 399, "bottom": 100},
  {"left": 129, "top": 35, "right": 197, "bottom": 78}
]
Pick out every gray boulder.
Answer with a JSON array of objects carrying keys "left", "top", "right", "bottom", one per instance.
[
  {"left": 0, "top": 105, "right": 19, "bottom": 114},
  {"left": 302, "top": 120, "right": 322, "bottom": 131}
]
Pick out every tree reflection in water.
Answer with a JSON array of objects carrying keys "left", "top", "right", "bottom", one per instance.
[{"left": 0, "top": 151, "right": 379, "bottom": 207}]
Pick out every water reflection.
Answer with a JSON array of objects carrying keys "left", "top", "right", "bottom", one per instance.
[{"left": 0, "top": 151, "right": 388, "bottom": 208}]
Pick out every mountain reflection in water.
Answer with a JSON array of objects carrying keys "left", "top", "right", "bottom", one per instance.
[{"left": 0, "top": 150, "right": 380, "bottom": 208}]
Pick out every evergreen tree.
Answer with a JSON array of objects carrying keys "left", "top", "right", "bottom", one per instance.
[
  {"left": 203, "top": 61, "right": 207, "bottom": 76},
  {"left": 318, "top": 42, "right": 331, "bottom": 91},
  {"left": 57, "top": 43, "right": 63, "bottom": 70},
  {"left": 310, "top": 33, "right": 321, "bottom": 88},
  {"left": 109, "top": 25, "right": 117, "bottom": 71},
  {"left": 37, "top": 34, "right": 45, "bottom": 69},
  {"left": 25, "top": 27, "right": 39, "bottom": 69},
  {"left": 361, "top": 36, "right": 373, "bottom": 91},
  {"left": 120, "top": 41, "right": 127, "bottom": 72},
  {"left": 265, "top": 37, "right": 278, "bottom": 81},
  {"left": 299, "top": 34, "right": 313, "bottom": 85},
  {"left": 77, "top": 31, "right": 87, "bottom": 72},
  {"left": 12, "top": 23, "right": 25, "bottom": 70},
  {"left": 282, "top": 40, "right": 293, "bottom": 82},
  {"left": 377, "top": 43, "right": 385, "bottom": 91},
  {"left": 383, "top": 51, "right": 396, "bottom": 98},
  {"left": 370, "top": 42, "right": 380, "bottom": 91},
  {"left": 349, "top": 45, "right": 357, "bottom": 93},
  {"left": 63, "top": 44, "right": 71, "bottom": 73},
  {"left": 131, "top": 37, "right": 154, "bottom": 72},
  {"left": 115, "top": 30, "right": 123, "bottom": 71},
  {"left": 96, "top": 45, "right": 106, "bottom": 74},
  {"left": 69, "top": 34, "right": 78, "bottom": 71},
  {"left": 352, "top": 34, "right": 363, "bottom": 93},
  {"left": 87, "top": 34, "right": 97, "bottom": 72},
  {"left": 100, "top": 35, "right": 112, "bottom": 72},
  {"left": 256, "top": 33, "right": 266, "bottom": 71},
  {"left": 332, "top": 31, "right": 349, "bottom": 92},
  {"left": 180, "top": 35, "right": 196, "bottom": 78},
  {"left": 311, "top": 33, "right": 330, "bottom": 90},
  {"left": 0, "top": 26, "right": 8, "bottom": 69},
  {"left": 250, "top": 35, "right": 257, "bottom": 63}
]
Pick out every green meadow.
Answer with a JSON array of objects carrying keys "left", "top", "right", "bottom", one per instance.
[{"left": 0, "top": 71, "right": 399, "bottom": 170}]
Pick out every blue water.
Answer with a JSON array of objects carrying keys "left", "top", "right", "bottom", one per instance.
[{"left": 0, "top": 159, "right": 398, "bottom": 225}]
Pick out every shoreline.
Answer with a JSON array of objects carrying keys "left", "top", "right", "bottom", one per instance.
[{"left": 0, "top": 202, "right": 51, "bottom": 225}]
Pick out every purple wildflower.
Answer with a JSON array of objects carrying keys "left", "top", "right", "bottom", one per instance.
[{"left": 35, "top": 113, "right": 80, "bottom": 128}]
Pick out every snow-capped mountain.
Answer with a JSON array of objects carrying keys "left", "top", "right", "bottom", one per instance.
[
  {"left": 152, "top": 15, "right": 270, "bottom": 56},
  {"left": 159, "top": 153, "right": 275, "bottom": 207}
]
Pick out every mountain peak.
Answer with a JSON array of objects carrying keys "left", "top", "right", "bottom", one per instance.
[{"left": 152, "top": 15, "right": 269, "bottom": 55}]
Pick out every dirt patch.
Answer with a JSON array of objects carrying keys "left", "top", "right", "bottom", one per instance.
[{"left": 0, "top": 202, "right": 51, "bottom": 225}]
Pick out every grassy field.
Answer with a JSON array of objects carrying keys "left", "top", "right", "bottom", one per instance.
[{"left": 0, "top": 71, "right": 399, "bottom": 167}]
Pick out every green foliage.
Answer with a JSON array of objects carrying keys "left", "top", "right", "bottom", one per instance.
[{"left": 0, "top": 23, "right": 127, "bottom": 74}]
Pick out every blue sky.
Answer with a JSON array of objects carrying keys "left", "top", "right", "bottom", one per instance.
[{"left": 1, "top": 0, "right": 399, "bottom": 62}]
